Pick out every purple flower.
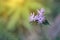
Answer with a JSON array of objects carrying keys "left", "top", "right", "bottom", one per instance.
[
  {"left": 36, "top": 8, "right": 45, "bottom": 23},
  {"left": 37, "top": 16, "right": 45, "bottom": 23},
  {"left": 37, "top": 8, "right": 45, "bottom": 17},
  {"left": 29, "top": 8, "right": 45, "bottom": 23},
  {"left": 29, "top": 12, "right": 35, "bottom": 22}
]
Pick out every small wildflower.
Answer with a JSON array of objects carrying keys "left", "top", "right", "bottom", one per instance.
[
  {"left": 29, "top": 8, "right": 48, "bottom": 24},
  {"left": 37, "top": 16, "right": 45, "bottom": 23},
  {"left": 40, "top": 8, "right": 45, "bottom": 13},
  {"left": 36, "top": 8, "right": 45, "bottom": 23},
  {"left": 29, "top": 12, "right": 35, "bottom": 22},
  {"left": 37, "top": 8, "right": 45, "bottom": 16}
]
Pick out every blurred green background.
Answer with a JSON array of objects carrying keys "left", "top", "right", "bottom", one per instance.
[{"left": 0, "top": 0, "right": 60, "bottom": 40}]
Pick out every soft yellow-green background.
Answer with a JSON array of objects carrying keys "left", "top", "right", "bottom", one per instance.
[{"left": 0, "top": 0, "right": 60, "bottom": 40}]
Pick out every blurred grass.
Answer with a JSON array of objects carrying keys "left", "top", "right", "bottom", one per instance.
[{"left": 0, "top": 0, "right": 60, "bottom": 40}]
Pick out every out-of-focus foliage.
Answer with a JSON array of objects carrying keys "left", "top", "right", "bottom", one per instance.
[
  {"left": 0, "top": 0, "right": 45, "bottom": 31},
  {"left": 0, "top": 0, "right": 47, "bottom": 40},
  {"left": 0, "top": 0, "right": 60, "bottom": 40}
]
